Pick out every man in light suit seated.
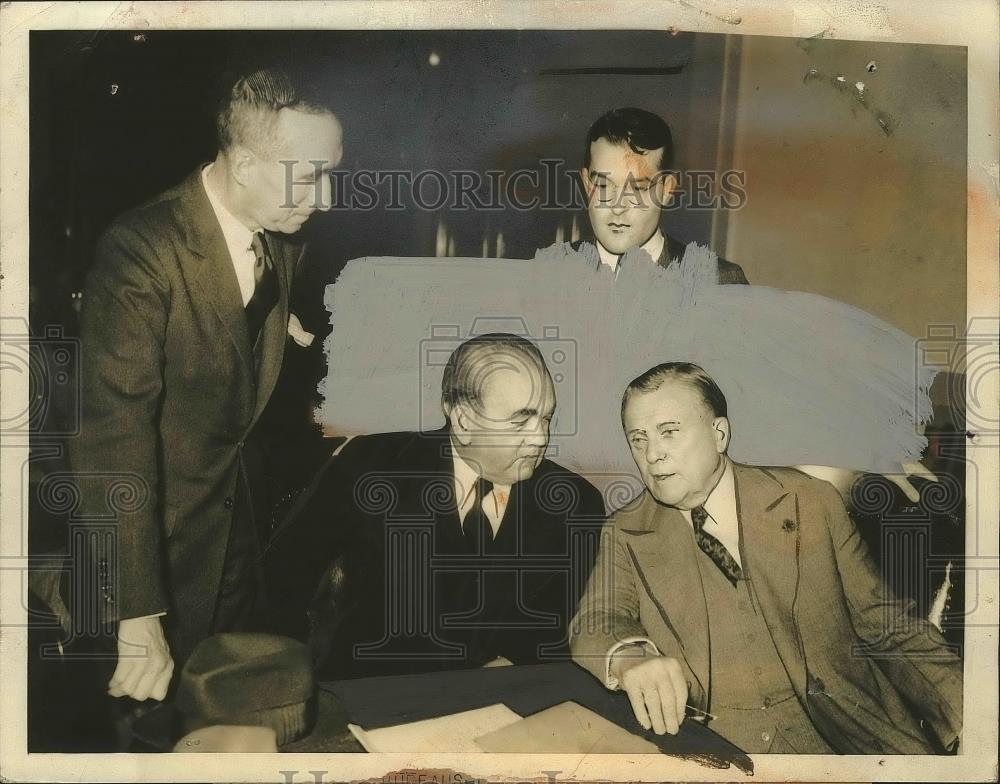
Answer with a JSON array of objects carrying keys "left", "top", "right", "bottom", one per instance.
[
  {"left": 570, "top": 362, "right": 962, "bottom": 754},
  {"left": 264, "top": 333, "right": 605, "bottom": 679}
]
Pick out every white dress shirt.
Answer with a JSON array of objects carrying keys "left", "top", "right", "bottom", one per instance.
[
  {"left": 201, "top": 163, "right": 259, "bottom": 306},
  {"left": 603, "top": 457, "right": 741, "bottom": 689},
  {"left": 596, "top": 228, "right": 665, "bottom": 272},
  {"left": 680, "top": 457, "right": 742, "bottom": 568},
  {"left": 451, "top": 448, "right": 511, "bottom": 539}
]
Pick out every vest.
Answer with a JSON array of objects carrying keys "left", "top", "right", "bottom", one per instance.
[
  {"left": 690, "top": 531, "right": 833, "bottom": 753},
  {"left": 438, "top": 499, "right": 522, "bottom": 664}
]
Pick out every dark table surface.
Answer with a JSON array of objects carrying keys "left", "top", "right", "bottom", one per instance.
[{"left": 285, "top": 661, "right": 752, "bottom": 773}]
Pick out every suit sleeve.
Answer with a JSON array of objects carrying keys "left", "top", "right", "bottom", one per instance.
[
  {"left": 260, "top": 438, "right": 364, "bottom": 640},
  {"left": 497, "top": 477, "right": 605, "bottom": 666},
  {"left": 70, "top": 221, "right": 171, "bottom": 623},
  {"left": 818, "top": 479, "right": 963, "bottom": 747},
  {"left": 569, "top": 515, "right": 651, "bottom": 684}
]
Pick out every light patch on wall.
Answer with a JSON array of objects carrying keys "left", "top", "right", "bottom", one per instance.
[{"left": 318, "top": 245, "right": 934, "bottom": 477}]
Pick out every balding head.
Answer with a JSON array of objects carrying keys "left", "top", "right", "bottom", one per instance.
[{"left": 441, "top": 334, "right": 555, "bottom": 485}]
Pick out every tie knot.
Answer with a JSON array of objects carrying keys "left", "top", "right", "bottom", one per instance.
[
  {"left": 691, "top": 505, "right": 709, "bottom": 532},
  {"left": 475, "top": 476, "right": 494, "bottom": 501},
  {"left": 250, "top": 232, "right": 269, "bottom": 263}
]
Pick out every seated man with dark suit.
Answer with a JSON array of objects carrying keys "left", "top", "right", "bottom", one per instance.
[
  {"left": 574, "top": 107, "right": 748, "bottom": 283},
  {"left": 265, "top": 333, "right": 606, "bottom": 679},
  {"left": 570, "top": 362, "right": 962, "bottom": 754}
]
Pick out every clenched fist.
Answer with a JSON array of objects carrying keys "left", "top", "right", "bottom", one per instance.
[
  {"left": 108, "top": 616, "right": 174, "bottom": 701},
  {"left": 612, "top": 651, "right": 688, "bottom": 735}
]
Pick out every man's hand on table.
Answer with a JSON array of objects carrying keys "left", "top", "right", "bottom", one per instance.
[{"left": 611, "top": 649, "right": 688, "bottom": 736}]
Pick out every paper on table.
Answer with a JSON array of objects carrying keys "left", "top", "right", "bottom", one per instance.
[
  {"left": 347, "top": 703, "right": 522, "bottom": 752},
  {"left": 474, "top": 701, "right": 661, "bottom": 754}
]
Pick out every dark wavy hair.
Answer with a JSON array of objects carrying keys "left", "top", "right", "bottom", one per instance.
[{"left": 583, "top": 107, "right": 674, "bottom": 172}]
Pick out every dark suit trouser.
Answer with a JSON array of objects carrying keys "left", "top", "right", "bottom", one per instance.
[{"left": 211, "top": 470, "right": 266, "bottom": 638}]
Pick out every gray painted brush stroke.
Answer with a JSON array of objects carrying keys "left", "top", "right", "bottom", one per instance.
[{"left": 318, "top": 243, "right": 934, "bottom": 477}]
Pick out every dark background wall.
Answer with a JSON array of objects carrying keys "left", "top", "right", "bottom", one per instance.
[
  {"left": 29, "top": 29, "right": 966, "bottom": 339},
  {"left": 30, "top": 30, "right": 966, "bottom": 336},
  {"left": 30, "top": 29, "right": 737, "bottom": 331}
]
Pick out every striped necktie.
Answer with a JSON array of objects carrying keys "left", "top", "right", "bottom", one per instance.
[{"left": 691, "top": 505, "right": 742, "bottom": 588}]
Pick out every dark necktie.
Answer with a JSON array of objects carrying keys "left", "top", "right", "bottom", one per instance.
[
  {"left": 691, "top": 506, "right": 742, "bottom": 588},
  {"left": 463, "top": 477, "right": 494, "bottom": 554},
  {"left": 246, "top": 232, "right": 279, "bottom": 343}
]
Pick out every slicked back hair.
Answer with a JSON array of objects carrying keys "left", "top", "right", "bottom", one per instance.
[
  {"left": 216, "top": 68, "right": 333, "bottom": 157},
  {"left": 441, "top": 333, "right": 549, "bottom": 414},
  {"left": 584, "top": 107, "right": 674, "bottom": 172},
  {"left": 621, "top": 362, "right": 728, "bottom": 422}
]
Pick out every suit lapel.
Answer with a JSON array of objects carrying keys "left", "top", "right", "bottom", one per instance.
[
  {"left": 495, "top": 476, "right": 532, "bottom": 551},
  {"left": 732, "top": 463, "right": 800, "bottom": 598},
  {"left": 731, "top": 463, "right": 804, "bottom": 679},
  {"left": 179, "top": 169, "right": 254, "bottom": 379},
  {"left": 621, "top": 496, "right": 710, "bottom": 695},
  {"left": 419, "top": 432, "right": 463, "bottom": 551},
  {"left": 657, "top": 232, "right": 686, "bottom": 268}
]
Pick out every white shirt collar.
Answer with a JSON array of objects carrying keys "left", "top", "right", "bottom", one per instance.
[
  {"left": 680, "top": 457, "right": 742, "bottom": 568},
  {"left": 450, "top": 443, "right": 511, "bottom": 537},
  {"left": 201, "top": 163, "right": 258, "bottom": 305},
  {"left": 596, "top": 228, "right": 665, "bottom": 272}
]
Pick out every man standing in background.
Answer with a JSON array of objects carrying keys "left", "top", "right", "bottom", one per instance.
[
  {"left": 575, "top": 106, "right": 748, "bottom": 283},
  {"left": 71, "top": 67, "right": 343, "bottom": 704}
]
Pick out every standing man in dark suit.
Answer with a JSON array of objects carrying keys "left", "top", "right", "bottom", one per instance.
[
  {"left": 265, "top": 334, "right": 606, "bottom": 679},
  {"left": 570, "top": 362, "right": 962, "bottom": 754},
  {"left": 573, "top": 107, "right": 748, "bottom": 284},
  {"left": 71, "top": 68, "right": 343, "bottom": 703}
]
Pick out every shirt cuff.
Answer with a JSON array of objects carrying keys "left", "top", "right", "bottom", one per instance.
[
  {"left": 128, "top": 612, "right": 167, "bottom": 621},
  {"left": 605, "top": 636, "right": 660, "bottom": 690}
]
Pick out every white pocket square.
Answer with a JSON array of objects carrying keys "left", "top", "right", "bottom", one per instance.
[{"left": 287, "top": 313, "right": 315, "bottom": 347}]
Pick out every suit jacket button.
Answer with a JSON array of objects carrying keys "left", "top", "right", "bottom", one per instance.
[{"left": 224, "top": 496, "right": 234, "bottom": 509}]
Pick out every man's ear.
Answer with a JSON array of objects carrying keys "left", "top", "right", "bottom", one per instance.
[
  {"left": 580, "top": 168, "right": 594, "bottom": 201},
  {"left": 449, "top": 403, "right": 475, "bottom": 446},
  {"left": 654, "top": 172, "right": 678, "bottom": 209},
  {"left": 712, "top": 416, "right": 731, "bottom": 454},
  {"left": 228, "top": 145, "right": 256, "bottom": 187}
]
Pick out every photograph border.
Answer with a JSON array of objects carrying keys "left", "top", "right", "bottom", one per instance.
[{"left": 1, "top": 1, "right": 997, "bottom": 782}]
